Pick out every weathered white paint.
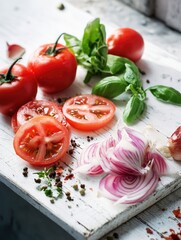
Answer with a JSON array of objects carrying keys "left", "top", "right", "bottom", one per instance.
[{"left": 0, "top": 0, "right": 181, "bottom": 240}]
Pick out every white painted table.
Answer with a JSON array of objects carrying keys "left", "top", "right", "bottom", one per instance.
[{"left": 0, "top": 0, "right": 181, "bottom": 240}]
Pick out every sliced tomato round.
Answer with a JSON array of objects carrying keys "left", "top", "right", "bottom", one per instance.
[
  {"left": 11, "top": 99, "right": 67, "bottom": 133},
  {"left": 13, "top": 116, "right": 70, "bottom": 166},
  {"left": 62, "top": 94, "right": 116, "bottom": 131}
]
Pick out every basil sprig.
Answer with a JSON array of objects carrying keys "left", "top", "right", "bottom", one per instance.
[
  {"left": 64, "top": 18, "right": 107, "bottom": 83},
  {"left": 64, "top": 18, "right": 181, "bottom": 124}
]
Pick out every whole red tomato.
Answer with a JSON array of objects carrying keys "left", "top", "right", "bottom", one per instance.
[
  {"left": 0, "top": 58, "right": 37, "bottom": 116},
  {"left": 107, "top": 28, "right": 144, "bottom": 62},
  {"left": 28, "top": 34, "right": 77, "bottom": 94}
]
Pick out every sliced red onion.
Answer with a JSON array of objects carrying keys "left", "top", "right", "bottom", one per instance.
[
  {"left": 145, "top": 149, "right": 167, "bottom": 175},
  {"left": 75, "top": 126, "right": 170, "bottom": 204},
  {"left": 99, "top": 128, "right": 149, "bottom": 175},
  {"left": 6, "top": 42, "right": 25, "bottom": 59},
  {"left": 75, "top": 142, "right": 103, "bottom": 175},
  {"left": 99, "top": 170, "right": 159, "bottom": 204}
]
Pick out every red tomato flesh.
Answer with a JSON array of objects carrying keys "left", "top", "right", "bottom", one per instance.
[
  {"left": 11, "top": 100, "right": 67, "bottom": 133},
  {"left": 62, "top": 94, "right": 116, "bottom": 131},
  {"left": 13, "top": 116, "right": 70, "bottom": 166}
]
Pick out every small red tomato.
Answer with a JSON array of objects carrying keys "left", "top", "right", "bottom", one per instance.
[
  {"left": 107, "top": 28, "right": 144, "bottom": 62},
  {"left": 0, "top": 58, "right": 37, "bottom": 116},
  {"left": 28, "top": 34, "right": 77, "bottom": 94}
]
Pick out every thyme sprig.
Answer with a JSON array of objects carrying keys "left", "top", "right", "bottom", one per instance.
[{"left": 34, "top": 167, "right": 63, "bottom": 202}]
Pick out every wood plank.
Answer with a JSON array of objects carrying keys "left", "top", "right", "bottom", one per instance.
[{"left": 0, "top": 0, "right": 181, "bottom": 239}]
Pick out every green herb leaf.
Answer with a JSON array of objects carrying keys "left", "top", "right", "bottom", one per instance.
[
  {"left": 64, "top": 18, "right": 108, "bottom": 83},
  {"left": 45, "top": 189, "right": 53, "bottom": 198},
  {"left": 123, "top": 95, "right": 145, "bottom": 124},
  {"left": 92, "top": 75, "right": 128, "bottom": 99},
  {"left": 63, "top": 33, "right": 81, "bottom": 56},
  {"left": 81, "top": 18, "right": 106, "bottom": 56},
  {"left": 124, "top": 63, "right": 139, "bottom": 85},
  {"left": 102, "top": 54, "right": 126, "bottom": 75},
  {"left": 148, "top": 85, "right": 181, "bottom": 105}
]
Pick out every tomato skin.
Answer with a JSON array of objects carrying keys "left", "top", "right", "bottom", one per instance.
[
  {"left": 0, "top": 64, "right": 37, "bottom": 116},
  {"left": 13, "top": 116, "right": 70, "bottom": 166},
  {"left": 107, "top": 28, "right": 144, "bottom": 62},
  {"left": 62, "top": 94, "right": 116, "bottom": 131},
  {"left": 28, "top": 43, "right": 77, "bottom": 94}
]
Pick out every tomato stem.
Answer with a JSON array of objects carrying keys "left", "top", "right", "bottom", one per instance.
[
  {"left": 52, "top": 33, "right": 65, "bottom": 53},
  {"left": 0, "top": 57, "right": 21, "bottom": 85},
  {"left": 45, "top": 33, "right": 65, "bottom": 56}
]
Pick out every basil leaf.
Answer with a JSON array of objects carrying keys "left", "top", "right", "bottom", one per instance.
[
  {"left": 103, "top": 55, "right": 141, "bottom": 86},
  {"left": 123, "top": 95, "right": 145, "bottom": 124},
  {"left": 63, "top": 33, "right": 81, "bottom": 55},
  {"left": 148, "top": 85, "right": 181, "bottom": 105},
  {"left": 92, "top": 75, "right": 128, "bottom": 99},
  {"left": 81, "top": 18, "right": 106, "bottom": 56},
  {"left": 103, "top": 54, "right": 126, "bottom": 74},
  {"left": 124, "top": 63, "right": 139, "bottom": 85}
]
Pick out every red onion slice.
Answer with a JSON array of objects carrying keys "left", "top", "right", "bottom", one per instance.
[
  {"left": 145, "top": 149, "right": 167, "bottom": 175},
  {"left": 99, "top": 170, "right": 159, "bottom": 204},
  {"left": 99, "top": 127, "right": 149, "bottom": 175},
  {"left": 75, "top": 142, "right": 103, "bottom": 175}
]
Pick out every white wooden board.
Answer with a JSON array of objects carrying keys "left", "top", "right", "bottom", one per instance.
[{"left": 0, "top": 0, "right": 181, "bottom": 239}]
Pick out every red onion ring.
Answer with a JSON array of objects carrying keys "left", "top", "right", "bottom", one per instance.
[{"left": 99, "top": 170, "right": 159, "bottom": 204}]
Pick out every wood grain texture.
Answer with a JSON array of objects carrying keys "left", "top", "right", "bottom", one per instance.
[{"left": 0, "top": 0, "right": 181, "bottom": 240}]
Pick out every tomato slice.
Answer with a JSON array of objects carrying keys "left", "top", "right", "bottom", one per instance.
[
  {"left": 13, "top": 116, "right": 70, "bottom": 166},
  {"left": 11, "top": 99, "right": 67, "bottom": 133},
  {"left": 62, "top": 94, "right": 116, "bottom": 131}
]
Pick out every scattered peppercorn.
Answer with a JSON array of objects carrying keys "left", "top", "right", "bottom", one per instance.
[
  {"left": 65, "top": 192, "right": 74, "bottom": 201},
  {"left": 50, "top": 199, "right": 55, "bottom": 204},
  {"left": 80, "top": 184, "right": 85, "bottom": 189},
  {"left": 65, "top": 191, "right": 71, "bottom": 197},
  {"left": 72, "top": 184, "right": 79, "bottom": 191},
  {"left": 49, "top": 170, "right": 56, "bottom": 179},
  {"left": 71, "top": 139, "right": 79, "bottom": 148},
  {"left": 146, "top": 79, "right": 150, "bottom": 84},
  {"left": 57, "top": 3, "right": 65, "bottom": 10},
  {"left": 34, "top": 178, "right": 41, "bottom": 184},
  {"left": 56, "top": 181, "right": 63, "bottom": 188},
  {"left": 68, "top": 148, "right": 74, "bottom": 155},
  {"left": 87, "top": 136, "right": 94, "bottom": 142},
  {"left": 22, "top": 167, "right": 28, "bottom": 177},
  {"left": 79, "top": 189, "right": 85, "bottom": 196}
]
